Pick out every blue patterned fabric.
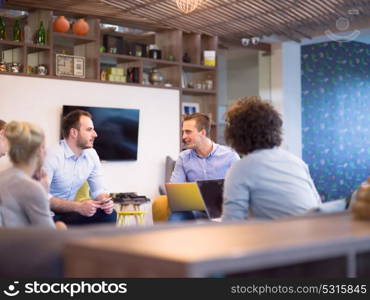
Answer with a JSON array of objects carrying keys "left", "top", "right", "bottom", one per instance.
[{"left": 301, "top": 41, "right": 370, "bottom": 201}]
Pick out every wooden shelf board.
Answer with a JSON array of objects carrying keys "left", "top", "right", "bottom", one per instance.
[
  {"left": 0, "top": 71, "right": 179, "bottom": 90},
  {"left": 0, "top": 40, "right": 24, "bottom": 50},
  {"left": 0, "top": 71, "right": 26, "bottom": 75},
  {"left": 25, "top": 43, "right": 51, "bottom": 50},
  {"left": 100, "top": 52, "right": 180, "bottom": 67},
  {"left": 141, "top": 57, "right": 180, "bottom": 66},
  {"left": 53, "top": 32, "right": 97, "bottom": 43},
  {"left": 182, "top": 62, "right": 216, "bottom": 72},
  {"left": 100, "top": 52, "right": 140, "bottom": 63},
  {"left": 182, "top": 88, "right": 216, "bottom": 95},
  {"left": 26, "top": 44, "right": 51, "bottom": 54},
  {"left": 100, "top": 30, "right": 155, "bottom": 44}
]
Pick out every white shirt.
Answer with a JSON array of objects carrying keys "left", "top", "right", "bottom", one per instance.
[{"left": 222, "top": 147, "right": 321, "bottom": 220}]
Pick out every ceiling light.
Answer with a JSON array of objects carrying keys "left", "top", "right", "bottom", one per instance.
[{"left": 175, "top": 0, "right": 204, "bottom": 14}]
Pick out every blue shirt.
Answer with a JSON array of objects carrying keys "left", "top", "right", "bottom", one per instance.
[
  {"left": 44, "top": 140, "right": 106, "bottom": 201},
  {"left": 170, "top": 143, "right": 240, "bottom": 183},
  {"left": 222, "top": 147, "right": 321, "bottom": 220}
]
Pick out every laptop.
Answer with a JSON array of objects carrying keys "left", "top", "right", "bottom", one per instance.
[{"left": 165, "top": 179, "right": 224, "bottom": 219}]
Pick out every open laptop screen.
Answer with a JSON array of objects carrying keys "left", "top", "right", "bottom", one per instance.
[{"left": 196, "top": 179, "right": 224, "bottom": 219}]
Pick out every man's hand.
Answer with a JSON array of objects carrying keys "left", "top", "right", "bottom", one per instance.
[
  {"left": 99, "top": 198, "right": 114, "bottom": 214},
  {"left": 96, "top": 193, "right": 114, "bottom": 215},
  {"left": 76, "top": 200, "right": 99, "bottom": 217}
]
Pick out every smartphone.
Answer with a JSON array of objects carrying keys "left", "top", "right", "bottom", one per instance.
[{"left": 100, "top": 197, "right": 112, "bottom": 204}]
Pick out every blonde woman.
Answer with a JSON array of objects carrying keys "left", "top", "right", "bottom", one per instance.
[{"left": 0, "top": 121, "right": 58, "bottom": 228}]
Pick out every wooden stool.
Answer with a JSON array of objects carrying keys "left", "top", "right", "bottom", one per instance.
[
  {"left": 116, "top": 210, "right": 147, "bottom": 226},
  {"left": 116, "top": 202, "right": 147, "bottom": 226}
]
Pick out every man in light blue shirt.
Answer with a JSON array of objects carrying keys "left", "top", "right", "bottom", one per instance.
[
  {"left": 169, "top": 113, "right": 239, "bottom": 221},
  {"left": 170, "top": 143, "right": 239, "bottom": 183},
  {"left": 44, "top": 110, "right": 116, "bottom": 225}
]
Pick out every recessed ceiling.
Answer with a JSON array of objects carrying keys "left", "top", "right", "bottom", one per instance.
[{"left": 5, "top": 0, "right": 370, "bottom": 49}]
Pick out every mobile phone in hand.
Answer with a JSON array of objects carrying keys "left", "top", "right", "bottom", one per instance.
[{"left": 100, "top": 197, "right": 112, "bottom": 204}]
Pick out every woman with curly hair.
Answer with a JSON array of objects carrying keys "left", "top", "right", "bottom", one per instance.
[{"left": 222, "top": 96, "right": 321, "bottom": 220}]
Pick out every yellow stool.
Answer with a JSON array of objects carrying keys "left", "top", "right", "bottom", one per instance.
[{"left": 116, "top": 210, "right": 147, "bottom": 226}]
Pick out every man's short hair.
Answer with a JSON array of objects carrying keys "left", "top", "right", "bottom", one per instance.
[
  {"left": 62, "top": 109, "right": 92, "bottom": 138},
  {"left": 0, "top": 119, "right": 6, "bottom": 131},
  {"left": 225, "top": 96, "right": 282, "bottom": 155},
  {"left": 183, "top": 113, "right": 211, "bottom": 136}
]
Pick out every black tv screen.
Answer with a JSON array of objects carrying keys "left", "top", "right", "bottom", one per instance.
[{"left": 62, "top": 105, "right": 140, "bottom": 161}]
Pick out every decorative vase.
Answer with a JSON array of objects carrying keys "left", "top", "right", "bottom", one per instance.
[
  {"left": 53, "top": 16, "right": 70, "bottom": 33},
  {"left": 72, "top": 18, "right": 89, "bottom": 35},
  {"left": 149, "top": 68, "right": 164, "bottom": 85}
]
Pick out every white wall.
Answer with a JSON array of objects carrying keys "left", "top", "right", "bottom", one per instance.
[
  {"left": 217, "top": 48, "right": 261, "bottom": 144},
  {"left": 270, "top": 43, "right": 284, "bottom": 117},
  {"left": 226, "top": 49, "right": 259, "bottom": 103},
  {"left": 0, "top": 75, "right": 180, "bottom": 200},
  {"left": 270, "top": 42, "right": 302, "bottom": 158},
  {"left": 216, "top": 50, "right": 228, "bottom": 143},
  {"left": 258, "top": 51, "right": 271, "bottom": 101},
  {"left": 282, "top": 42, "right": 302, "bottom": 158}
]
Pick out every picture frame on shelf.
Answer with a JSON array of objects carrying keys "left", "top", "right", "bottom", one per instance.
[
  {"left": 203, "top": 50, "right": 216, "bottom": 66},
  {"left": 74, "top": 57, "right": 85, "bottom": 77},
  {"left": 56, "top": 54, "right": 85, "bottom": 78},
  {"left": 182, "top": 102, "right": 200, "bottom": 115}
]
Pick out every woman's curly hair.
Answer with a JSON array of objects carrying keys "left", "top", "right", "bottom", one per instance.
[{"left": 225, "top": 96, "right": 282, "bottom": 155}]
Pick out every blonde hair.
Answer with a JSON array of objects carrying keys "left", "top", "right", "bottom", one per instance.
[
  {"left": 5, "top": 121, "right": 44, "bottom": 164},
  {"left": 0, "top": 119, "right": 6, "bottom": 131}
]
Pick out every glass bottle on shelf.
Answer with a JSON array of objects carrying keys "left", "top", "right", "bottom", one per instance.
[
  {"left": 36, "top": 21, "right": 46, "bottom": 45},
  {"left": 13, "top": 19, "right": 21, "bottom": 42},
  {"left": 205, "top": 75, "right": 213, "bottom": 90},
  {"left": 24, "top": 21, "right": 32, "bottom": 44},
  {"left": 0, "top": 16, "right": 6, "bottom": 40}
]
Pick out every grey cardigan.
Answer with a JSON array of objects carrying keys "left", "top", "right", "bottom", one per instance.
[{"left": 0, "top": 167, "right": 55, "bottom": 228}]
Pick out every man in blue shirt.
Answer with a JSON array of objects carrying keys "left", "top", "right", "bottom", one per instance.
[
  {"left": 169, "top": 113, "right": 239, "bottom": 221},
  {"left": 44, "top": 110, "right": 116, "bottom": 225}
]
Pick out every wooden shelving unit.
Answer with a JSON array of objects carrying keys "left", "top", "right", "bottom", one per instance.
[
  {"left": 100, "top": 52, "right": 180, "bottom": 67},
  {"left": 0, "top": 8, "right": 219, "bottom": 141},
  {"left": 182, "top": 88, "right": 216, "bottom": 95},
  {"left": 0, "top": 40, "right": 24, "bottom": 48},
  {"left": 182, "top": 62, "right": 216, "bottom": 72},
  {"left": 53, "top": 32, "right": 98, "bottom": 42}
]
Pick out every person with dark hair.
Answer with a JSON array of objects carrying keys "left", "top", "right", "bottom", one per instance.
[
  {"left": 44, "top": 109, "right": 116, "bottom": 225},
  {"left": 171, "top": 113, "right": 239, "bottom": 183},
  {"left": 222, "top": 96, "right": 320, "bottom": 220},
  {"left": 0, "top": 119, "right": 7, "bottom": 158},
  {"left": 169, "top": 112, "right": 239, "bottom": 221}
]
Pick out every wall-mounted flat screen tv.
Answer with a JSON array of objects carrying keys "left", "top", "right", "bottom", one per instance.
[{"left": 62, "top": 105, "right": 140, "bottom": 161}]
